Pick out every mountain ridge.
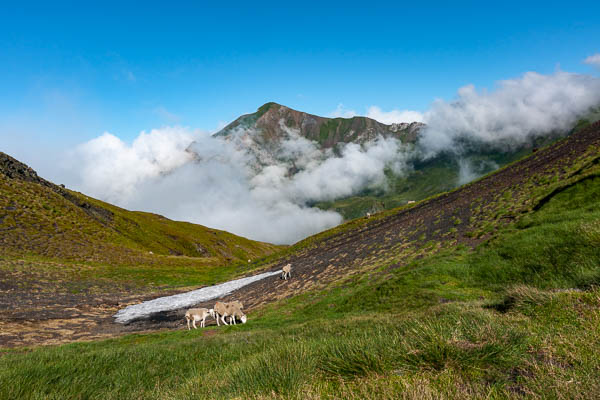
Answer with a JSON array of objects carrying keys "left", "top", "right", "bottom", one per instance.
[{"left": 213, "top": 102, "right": 424, "bottom": 148}]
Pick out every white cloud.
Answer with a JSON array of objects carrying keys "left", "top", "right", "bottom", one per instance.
[
  {"left": 280, "top": 137, "right": 409, "bottom": 203},
  {"left": 70, "top": 123, "right": 411, "bottom": 244},
  {"left": 419, "top": 70, "right": 600, "bottom": 157},
  {"left": 328, "top": 103, "right": 357, "bottom": 118},
  {"left": 329, "top": 104, "right": 423, "bottom": 124},
  {"left": 72, "top": 127, "right": 196, "bottom": 203},
  {"left": 366, "top": 106, "right": 424, "bottom": 124},
  {"left": 584, "top": 53, "right": 600, "bottom": 69}
]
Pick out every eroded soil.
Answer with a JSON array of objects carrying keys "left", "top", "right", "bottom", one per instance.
[{"left": 0, "top": 260, "right": 197, "bottom": 347}]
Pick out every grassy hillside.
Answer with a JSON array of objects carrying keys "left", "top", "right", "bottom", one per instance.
[
  {"left": 0, "top": 166, "right": 284, "bottom": 290},
  {"left": 0, "top": 122, "right": 599, "bottom": 397},
  {"left": 0, "top": 162, "right": 279, "bottom": 265}
]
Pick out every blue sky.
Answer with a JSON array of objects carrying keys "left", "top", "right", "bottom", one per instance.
[{"left": 1, "top": 1, "right": 599, "bottom": 162}]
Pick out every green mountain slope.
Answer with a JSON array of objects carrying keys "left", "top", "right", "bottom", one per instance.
[
  {"left": 316, "top": 121, "right": 596, "bottom": 220},
  {"left": 0, "top": 151, "right": 281, "bottom": 265}
]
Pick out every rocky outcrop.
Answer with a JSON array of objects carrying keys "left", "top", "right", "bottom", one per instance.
[
  {"left": 0, "top": 152, "right": 51, "bottom": 187},
  {"left": 0, "top": 151, "right": 113, "bottom": 225}
]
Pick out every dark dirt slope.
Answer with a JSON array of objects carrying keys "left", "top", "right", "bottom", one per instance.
[{"left": 139, "top": 121, "right": 600, "bottom": 329}]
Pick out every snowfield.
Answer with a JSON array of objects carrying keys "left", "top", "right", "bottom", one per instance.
[{"left": 114, "top": 270, "right": 281, "bottom": 323}]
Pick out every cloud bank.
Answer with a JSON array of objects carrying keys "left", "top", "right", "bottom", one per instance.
[
  {"left": 68, "top": 69, "right": 600, "bottom": 244},
  {"left": 419, "top": 71, "right": 600, "bottom": 157},
  {"left": 71, "top": 124, "right": 411, "bottom": 244},
  {"left": 329, "top": 104, "right": 424, "bottom": 124},
  {"left": 584, "top": 53, "right": 600, "bottom": 69},
  {"left": 73, "top": 127, "right": 196, "bottom": 203},
  {"left": 366, "top": 106, "right": 425, "bottom": 124}
]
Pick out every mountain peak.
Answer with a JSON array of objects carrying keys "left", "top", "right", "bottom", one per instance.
[
  {"left": 256, "top": 101, "right": 282, "bottom": 113},
  {"left": 214, "top": 103, "right": 424, "bottom": 148}
]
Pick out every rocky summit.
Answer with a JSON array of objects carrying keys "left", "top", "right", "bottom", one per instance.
[{"left": 213, "top": 102, "right": 424, "bottom": 149}]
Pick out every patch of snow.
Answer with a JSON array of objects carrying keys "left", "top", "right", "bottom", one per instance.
[{"left": 114, "top": 270, "right": 281, "bottom": 323}]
